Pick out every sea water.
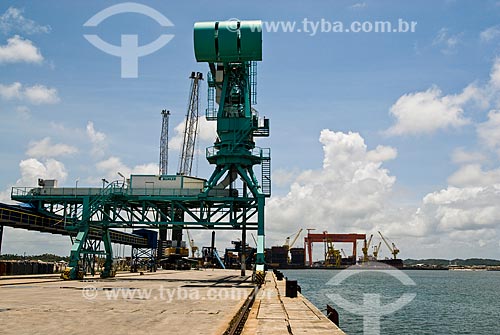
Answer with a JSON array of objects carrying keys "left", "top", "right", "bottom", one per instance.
[{"left": 282, "top": 269, "right": 500, "bottom": 335}]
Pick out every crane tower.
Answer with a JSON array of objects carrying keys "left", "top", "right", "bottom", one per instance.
[
  {"left": 159, "top": 109, "right": 170, "bottom": 175},
  {"left": 194, "top": 20, "right": 270, "bottom": 277}
]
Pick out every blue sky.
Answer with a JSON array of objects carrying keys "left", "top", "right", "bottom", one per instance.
[{"left": 2, "top": 0, "right": 500, "bottom": 260}]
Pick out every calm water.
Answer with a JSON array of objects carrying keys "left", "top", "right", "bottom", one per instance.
[{"left": 282, "top": 269, "right": 500, "bottom": 335}]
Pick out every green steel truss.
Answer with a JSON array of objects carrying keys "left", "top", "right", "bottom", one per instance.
[
  {"left": 11, "top": 184, "right": 262, "bottom": 231},
  {"left": 11, "top": 181, "right": 261, "bottom": 278}
]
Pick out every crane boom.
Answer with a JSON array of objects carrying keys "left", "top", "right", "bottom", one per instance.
[
  {"left": 178, "top": 72, "right": 203, "bottom": 176},
  {"left": 362, "top": 233, "right": 373, "bottom": 262},
  {"left": 367, "top": 234, "right": 373, "bottom": 249},
  {"left": 284, "top": 228, "right": 303, "bottom": 249},
  {"left": 251, "top": 233, "right": 258, "bottom": 247},
  {"left": 373, "top": 241, "right": 382, "bottom": 259},
  {"left": 378, "top": 231, "right": 399, "bottom": 259},
  {"left": 186, "top": 229, "right": 198, "bottom": 258},
  {"left": 289, "top": 228, "right": 303, "bottom": 249},
  {"left": 378, "top": 231, "right": 392, "bottom": 251},
  {"left": 340, "top": 248, "right": 347, "bottom": 258}
]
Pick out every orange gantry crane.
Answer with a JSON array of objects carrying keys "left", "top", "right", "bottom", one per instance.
[{"left": 304, "top": 231, "right": 366, "bottom": 267}]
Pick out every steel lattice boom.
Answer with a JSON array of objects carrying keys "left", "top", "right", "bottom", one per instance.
[
  {"left": 178, "top": 72, "right": 203, "bottom": 176},
  {"left": 159, "top": 109, "right": 170, "bottom": 175}
]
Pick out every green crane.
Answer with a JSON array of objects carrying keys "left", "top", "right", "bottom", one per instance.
[{"left": 193, "top": 20, "right": 270, "bottom": 277}]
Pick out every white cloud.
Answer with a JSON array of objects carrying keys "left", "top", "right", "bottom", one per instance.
[
  {"left": 267, "top": 130, "right": 397, "bottom": 237},
  {"left": 272, "top": 168, "right": 300, "bottom": 188},
  {"left": 480, "top": 25, "right": 500, "bottom": 42},
  {"left": 0, "top": 82, "right": 21, "bottom": 99},
  {"left": 0, "top": 35, "right": 43, "bottom": 64},
  {"left": 385, "top": 86, "right": 471, "bottom": 136},
  {"left": 169, "top": 116, "right": 217, "bottom": 151},
  {"left": 0, "top": 7, "right": 51, "bottom": 35},
  {"left": 0, "top": 157, "right": 68, "bottom": 204},
  {"left": 421, "top": 185, "right": 500, "bottom": 232},
  {"left": 349, "top": 2, "right": 367, "bottom": 9},
  {"left": 489, "top": 58, "right": 500, "bottom": 90},
  {"left": 23, "top": 84, "right": 60, "bottom": 104},
  {"left": 86, "top": 121, "right": 107, "bottom": 157},
  {"left": 366, "top": 145, "right": 397, "bottom": 162},
  {"left": 432, "top": 28, "right": 462, "bottom": 54},
  {"left": 0, "top": 82, "right": 60, "bottom": 104},
  {"left": 18, "top": 158, "right": 68, "bottom": 186},
  {"left": 385, "top": 58, "right": 500, "bottom": 137},
  {"left": 451, "top": 148, "right": 486, "bottom": 164},
  {"left": 477, "top": 110, "right": 500, "bottom": 155},
  {"left": 424, "top": 186, "right": 483, "bottom": 205},
  {"left": 95, "top": 156, "right": 158, "bottom": 182},
  {"left": 26, "top": 137, "right": 78, "bottom": 158},
  {"left": 447, "top": 164, "right": 500, "bottom": 187}
]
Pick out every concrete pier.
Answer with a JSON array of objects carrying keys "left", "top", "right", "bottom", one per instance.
[
  {"left": 242, "top": 272, "right": 345, "bottom": 334},
  {"left": 0, "top": 269, "right": 345, "bottom": 334}
]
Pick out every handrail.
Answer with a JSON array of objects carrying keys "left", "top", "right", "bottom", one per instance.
[{"left": 206, "top": 145, "right": 270, "bottom": 160}]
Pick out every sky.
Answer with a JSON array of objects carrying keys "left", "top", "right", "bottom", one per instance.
[{"left": 1, "top": 0, "right": 500, "bottom": 261}]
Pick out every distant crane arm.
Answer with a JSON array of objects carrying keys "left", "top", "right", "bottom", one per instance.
[
  {"left": 378, "top": 231, "right": 399, "bottom": 259},
  {"left": 366, "top": 234, "right": 373, "bottom": 249},
  {"left": 251, "top": 233, "right": 257, "bottom": 247},
  {"left": 288, "top": 228, "right": 303, "bottom": 249},
  {"left": 378, "top": 231, "right": 393, "bottom": 253}
]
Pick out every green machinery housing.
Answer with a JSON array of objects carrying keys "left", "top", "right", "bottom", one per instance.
[{"left": 11, "top": 20, "right": 270, "bottom": 279}]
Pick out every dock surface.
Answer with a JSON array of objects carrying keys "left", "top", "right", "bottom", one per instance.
[
  {"left": 242, "top": 272, "right": 345, "bottom": 334},
  {"left": 0, "top": 269, "right": 345, "bottom": 334},
  {"left": 0, "top": 269, "right": 253, "bottom": 335}
]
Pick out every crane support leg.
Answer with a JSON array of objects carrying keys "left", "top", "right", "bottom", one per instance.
[
  {"left": 66, "top": 227, "right": 89, "bottom": 280},
  {"left": 255, "top": 195, "right": 265, "bottom": 271},
  {"left": 0, "top": 225, "right": 3, "bottom": 255},
  {"left": 100, "top": 228, "right": 114, "bottom": 278}
]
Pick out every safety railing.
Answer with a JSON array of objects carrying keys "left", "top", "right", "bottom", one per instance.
[
  {"left": 206, "top": 145, "right": 270, "bottom": 160},
  {"left": 11, "top": 181, "right": 126, "bottom": 199},
  {"left": 12, "top": 187, "right": 103, "bottom": 197},
  {"left": 128, "top": 188, "right": 203, "bottom": 197}
]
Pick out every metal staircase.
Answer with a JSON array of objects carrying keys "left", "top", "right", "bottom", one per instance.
[
  {"left": 82, "top": 181, "right": 124, "bottom": 223},
  {"left": 261, "top": 156, "right": 271, "bottom": 197}
]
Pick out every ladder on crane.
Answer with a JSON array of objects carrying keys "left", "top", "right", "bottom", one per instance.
[{"left": 261, "top": 157, "right": 271, "bottom": 196}]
